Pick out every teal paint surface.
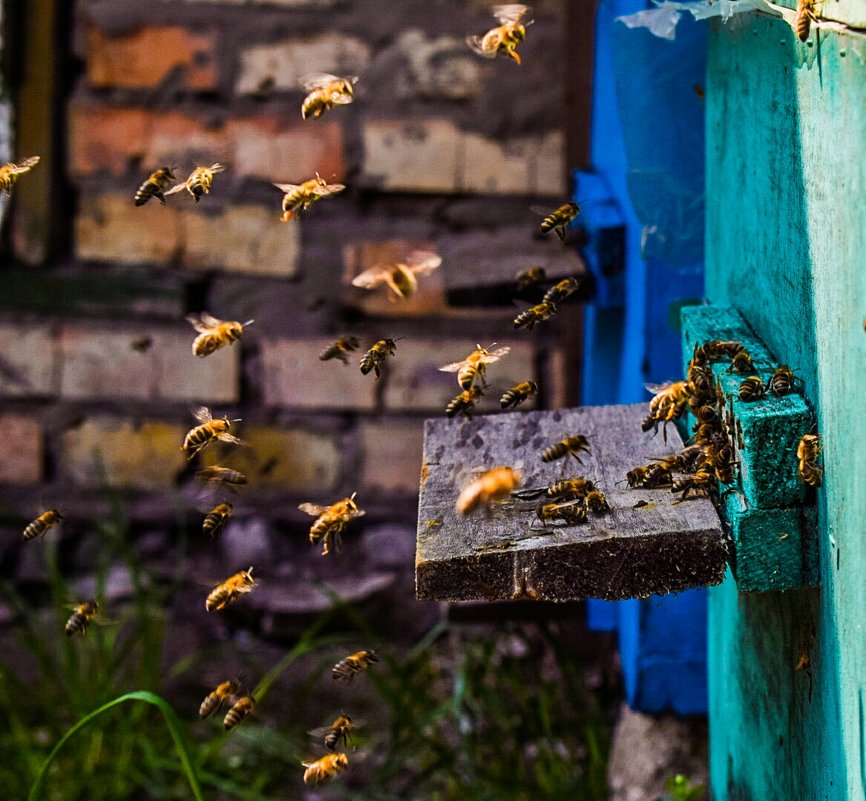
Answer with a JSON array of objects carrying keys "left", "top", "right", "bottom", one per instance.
[{"left": 706, "top": 14, "right": 866, "bottom": 801}]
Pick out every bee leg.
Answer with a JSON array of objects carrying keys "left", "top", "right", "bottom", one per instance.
[
  {"left": 555, "top": 226, "right": 567, "bottom": 242},
  {"left": 506, "top": 48, "right": 522, "bottom": 65}
]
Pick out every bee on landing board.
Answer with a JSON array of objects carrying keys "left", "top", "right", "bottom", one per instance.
[
  {"left": 439, "top": 344, "right": 510, "bottom": 391},
  {"left": 467, "top": 4, "right": 533, "bottom": 64},
  {"left": 164, "top": 163, "right": 225, "bottom": 202},
  {"left": 320, "top": 336, "right": 360, "bottom": 364},
  {"left": 541, "top": 434, "right": 591, "bottom": 464},
  {"left": 65, "top": 600, "right": 100, "bottom": 637},
  {"left": 500, "top": 380, "right": 538, "bottom": 409},
  {"left": 671, "top": 468, "right": 716, "bottom": 502},
  {"left": 202, "top": 502, "right": 233, "bottom": 539},
  {"left": 768, "top": 365, "right": 797, "bottom": 397},
  {"left": 23, "top": 509, "right": 64, "bottom": 541},
  {"left": 351, "top": 251, "right": 442, "bottom": 302},
  {"left": 332, "top": 649, "right": 379, "bottom": 684},
  {"left": 182, "top": 406, "right": 244, "bottom": 460},
  {"left": 626, "top": 464, "right": 673, "bottom": 489},
  {"left": 302, "top": 752, "right": 349, "bottom": 786},
  {"left": 186, "top": 313, "right": 253, "bottom": 358},
  {"left": 0, "top": 156, "right": 39, "bottom": 194},
  {"left": 456, "top": 467, "right": 522, "bottom": 516},
  {"left": 533, "top": 201, "right": 581, "bottom": 241},
  {"left": 535, "top": 499, "right": 587, "bottom": 526},
  {"left": 199, "top": 679, "right": 241, "bottom": 719},
  {"left": 205, "top": 567, "right": 257, "bottom": 611},
  {"left": 738, "top": 375, "right": 766, "bottom": 402},
  {"left": 585, "top": 489, "right": 611, "bottom": 513},
  {"left": 360, "top": 338, "right": 399, "bottom": 378},
  {"left": 133, "top": 166, "right": 176, "bottom": 206},
  {"left": 299, "top": 494, "right": 365, "bottom": 556},
  {"left": 300, "top": 73, "right": 358, "bottom": 119},
  {"left": 273, "top": 174, "right": 345, "bottom": 222},
  {"left": 224, "top": 694, "right": 256, "bottom": 730},
  {"left": 310, "top": 714, "right": 360, "bottom": 752}
]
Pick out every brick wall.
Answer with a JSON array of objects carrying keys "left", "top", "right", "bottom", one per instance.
[{"left": 3, "top": 0, "right": 581, "bottom": 634}]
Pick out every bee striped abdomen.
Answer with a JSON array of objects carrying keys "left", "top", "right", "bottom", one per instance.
[
  {"left": 224, "top": 695, "right": 255, "bottom": 730},
  {"left": 738, "top": 376, "right": 765, "bottom": 402},
  {"left": 541, "top": 435, "right": 590, "bottom": 463},
  {"left": 500, "top": 380, "right": 538, "bottom": 409},
  {"left": 134, "top": 167, "right": 175, "bottom": 206},
  {"left": 203, "top": 503, "right": 233, "bottom": 539},
  {"left": 23, "top": 509, "right": 63, "bottom": 541}
]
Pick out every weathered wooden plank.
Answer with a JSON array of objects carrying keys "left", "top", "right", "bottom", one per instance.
[{"left": 416, "top": 403, "right": 727, "bottom": 602}]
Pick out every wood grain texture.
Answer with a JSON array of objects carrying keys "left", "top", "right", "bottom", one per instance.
[{"left": 416, "top": 403, "right": 727, "bottom": 602}]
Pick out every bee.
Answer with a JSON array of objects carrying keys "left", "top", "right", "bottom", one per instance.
[
  {"left": 542, "top": 276, "right": 581, "bottom": 305},
  {"left": 686, "top": 361, "right": 714, "bottom": 397},
  {"left": 23, "top": 509, "right": 64, "bottom": 541},
  {"left": 182, "top": 406, "right": 243, "bottom": 460},
  {"left": 585, "top": 489, "right": 611, "bottom": 513},
  {"left": 199, "top": 679, "right": 241, "bottom": 719},
  {"left": 310, "top": 714, "right": 357, "bottom": 752},
  {"left": 534, "top": 201, "right": 581, "bottom": 241},
  {"left": 727, "top": 350, "right": 755, "bottom": 374},
  {"left": 332, "top": 649, "right": 379, "bottom": 684},
  {"left": 164, "top": 163, "right": 225, "bottom": 202},
  {"left": 130, "top": 335, "right": 154, "bottom": 353},
  {"left": 203, "top": 502, "right": 233, "bottom": 539},
  {"left": 514, "top": 301, "right": 557, "bottom": 331},
  {"left": 467, "top": 4, "right": 533, "bottom": 64},
  {"left": 769, "top": 365, "right": 796, "bottom": 397},
  {"left": 273, "top": 173, "right": 345, "bottom": 221},
  {"left": 133, "top": 166, "right": 176, "bottom": 206},
  {"left": 536, "top": 499, "right": 587, "bottom": 526},
  {"left": 445, "top": 386, "right": 484, "bottom": 418},
  {"left": 360, "top": 338, "right": 399, "bottom": 378},
  {"left": 512, "top": 476, "right": 596, "bottom": 501},
  {"left": 500, "top": 380, "right": 539, "bottom": 409},
  {"left": 299, "top": 494, "right": 365, "bottom": 556},
  {"left": 300, "top": 73, "right": 358, "bottom": 119},
  {"left": 709, "top": 441, "right": 737, "bottom": 485},
  {"left": 456, "top": 466, "right": 522, "bottom": 516},
  {"left": 738, "top": 375, "right": 766, "bottom": 402},
  {"left": 626, "top": 464, "right": 673, "bottom": 489},
  {"left": 797, "top": 433, "right": 823, "bottom": 488},
  {"left": 515, "top": 265, "right": 546, "bottom": 291},
  {"left": 302, "top": 752, "right": 349, "bottom": 786},
  {"left": 0, "top": 156, "right": 39, "bottom": 194},
  {"left": 196, "top": 465, "right": 248, "bottom": 488},
  {"left": 205, "top": 567, "right": 257, "bottom": 612},
  {"left": 351, "top": 250, "right": 442, "bottom": 302},
  {"left": 186, "top": 313, "right": 253, "bottom": 358},
  {"left": 319, "top": 335, "right": 360, "bottom": 364},
  {"left": 439, "top": 344, "right": 511, "bottom": 390},
  {"left": 541, "top": 434, "right": 590, "bottom": 464},
  {"left": 671, "top": 468, "right": 715, "bottom": 501},
  {"left": 65, "top": 600, "right": 99, "bottom": 637},
  {"left": 224, "top": 694, "right": 256, "bottom": 730},
  {"left": 795, "top": 0, "right": 822, "bottom": 41},
  {"left": 692, "top": 339, "right": 745, "bottom": 364},
  {"left": 688, "top": 395, "right": 719, "bottom": 423},
  {"left": 649, "top": 445, "right": 703, "bottom": 473}
]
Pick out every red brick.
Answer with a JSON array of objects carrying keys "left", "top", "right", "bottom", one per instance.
[
  {"left": 86, "top": 24, "right": 218, "bottom": 90},
  {"left": 0, "top": 415, "right": 42, "bottom": 485},
  {"left": 68, "top": 104, "right": 150, "bottom": 175}
]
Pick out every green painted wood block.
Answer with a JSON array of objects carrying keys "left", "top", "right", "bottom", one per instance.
[
  {"left": 681, "top": 305, "right": 814, "bottom": 510},
  {"left": 723, "top": 492, "right": 818, "bottom": 592}
]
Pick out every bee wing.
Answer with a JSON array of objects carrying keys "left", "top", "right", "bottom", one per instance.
[
  {"left": 10, "top": 156, "right": 40, "bottom": 174},
  {"left": 405, "top": 251, "right": 442, "bottom": 275},
  {"left": 480, "top": 346, "right": 511, "bottom": 364},
  {"left": 217, "top": 433, "right": 245, "bottom": 446},
  {"left": 163, "top": 183, "right": 187, "bottom": 196},
  {"left": 644, "top": 381, "right": 680, "bottom": 395},
  {"left": 438, "top": 359, "right": 469, "bottom": 373},
  {"left": 299, "top": 503, "right": 328, "bottom": 516},
  {"left": 300, "top": 72, "right": 342, "bottom": 91},
  {"left": 273, "top": 182, "right": 301, "bottom": 193},
  {"left": 530, "top": 204, "right": 554, "bottom": 217},
  {"left": 329, "top": 89, "right": 356, "bottom": 105},
  {"left": 351, "top": 266, "right": 391, "bottom": 289},
  {"left": 493, "top": 4, "right": 532, "bottom": 23},
  {"left": 192, "top": 406, "right": 213, "bottom": 424},
  {"left": 208, "top": 163, "right": 226, "bottom": 174},
  {"left": 466, "top": 35, "right": 498, "bottom": 56},
  {"left": 314, "top": 183, "right": 345, "bottom": 197},
  {"left": 548, "top": 498, "right": 585, "bottom": 512},
  {"left": 186, "top": 313, "right": 222, "bottom": 333}
]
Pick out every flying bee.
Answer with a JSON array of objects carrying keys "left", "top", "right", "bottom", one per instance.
[
  {"left": 626, "top": 464, "right": 672, "bottom": 489},
  {"left": 199, "top": 679, "right": 241, "bottom": 719},
  {"left": 273, "top": 173, "right": 345, "bottom": 221},
  {"left": 310, "top": 714, "right": 359, "bottom": 752},
  {"left": 332, "top": 649, "right": 379, "bottom": 684},
  {"left": 533, "top": 201, "right": 581, "bottom": 241},
  {"left": 320, "top": 335, "right": 360, "bottom": 364},
  {"left": 514, "top": 301, "right": 557, "bottom": 331},
  {"left": 769, "top": 365, "right": 797, "bottom": 397},
  {"left": 536, "top": 499, "right": 587, "bottom": 526},
  {"left": 182, "top": 406, "right": 244, "bottom": 460},
  {"left": 360, "top": 338, "right": 399, "bottom": 378},
  {"left": 299, "top": 494, "right": 365, "bottom": 556},
  {"left": 542, "top": 276, "right": 581, "bottom": 305},
  {"left": 196, "top": 465, "right": 248, "bottom": 489},
  {"left": 541, "top": 434, "right": 590, "bottom": 464},
  {"left": 467, "top": 4, "right": 533, "bottom": 64},
  {"left": 584, "top": 489, "right": 611, "bottom": 513},
  {"left": 795, "top": 0, "right": 822, "bottom": 41},
  {"left": 439, "top": 344, "right": 511, "bottom": 390},
  {"left": 727, "top": 349, "right": 755, "bottom": 374},
  {"left": 738, "top": 375, "right": 766, "bottom": 402},
  {"left": 515, "top": 265, "right": 546, "bottom": 291},
  {"left": 351, "top": 250, "right": 442, "bottom": 302},
  {"left": 23, "top": 509, "right": 64, "bottom": 541},
  {"left": 202, "top": 502, "right": 233, "bottom": 539},
  {"left": 445, "top": 386, "right": 484, "bottom": 418},
  {"left": 456, "top": 466, "right": 522, "bottom": 516},
  {"left": 302, "top": 752, "right": 349, "bottom": 786},
  {"left": 224, "top": 694, "right": 256, "bottom": 731},
  {"left": 133, "top": 166, "right": 176, "bottom": 206},
  {"left": 0, "top": 155, "right": 39, "bottom": 194},
  {"left": 186, "top": 313, "right": 253, "bottom": 358},
  {"left": 797, "top": 433, "right": 823, "bottom": 487},
  {"left": 65, "top": 600, "right": 99, "bottom": 637},
  {"left": 164, "top": 163, "right": 225, "bottom": 202},
  {"left": 205, "top": 567, "right": 257, "bottom": 612},
  {"left": 500, "top": 380, "right": 539, "bottom": 409},
  {"left": 671, "top": 468, "right": 715, "bottom": 502},
  {"left": 300, "top": 73, "right": 358, "bottom": 119},
  {"left": 130, "top": 334, "right": 153, "bottom": 353}
]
